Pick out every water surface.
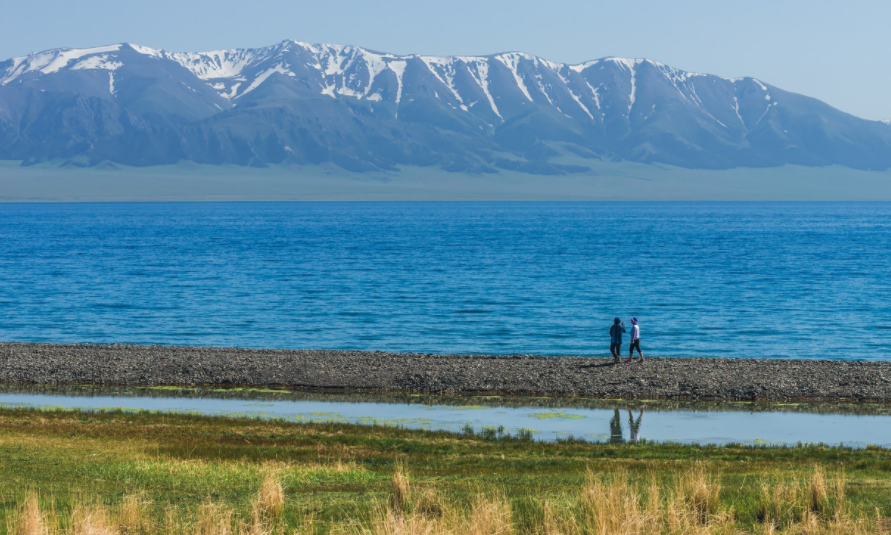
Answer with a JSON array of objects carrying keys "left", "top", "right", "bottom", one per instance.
[
  {"left": 2, "top": 387, "right": 889, "bottom": 447},
  {"left": 1, "top": 202, "right": 889, "bottom": 358}
]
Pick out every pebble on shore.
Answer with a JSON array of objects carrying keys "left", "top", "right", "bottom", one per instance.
[{"left": 0, "top": 343, "right": 889, "bottom": 403}]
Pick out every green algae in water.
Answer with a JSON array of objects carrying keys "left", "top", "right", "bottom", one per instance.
[
  {"left": 340, "top": 416, "right": 442, "bottom": 430},
  {"left": 291, "top": 415, "right": 349, "bottom": 423},
  {"left": 213, "top": 410, "right": 275, "bottom": 418},
  {"left": 530, "top": 412, "right": 585, "bottom": 420},
  {"left": 210, "top": 387, "right": 292, "bottom": 394},
  {"left": 290, "top": 412, "right": 350, "bottom": 423}
]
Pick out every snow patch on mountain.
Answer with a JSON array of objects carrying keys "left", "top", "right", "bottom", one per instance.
[
  {"left": 585, "top": 81, "right": 603, "bottom": 112},
  {"left": 1, "top": 44, "right": 122, "bottom": 84},
  {"left": 882, "top": 119, "right": 891, "bottom": 125},
  {"left": 238, "top": 63, "right": 293, "bottom": 97},
  {"left": 756, "top": 103, "right": 773, "bottom": 126},
  {"left": 360, "top": 51, "right": 391, "bottom": 96},
  {"left": 460, "top": 58, "right": 502, "bottom": 119},
  {"left": 320, "top": 46, "right": 352, "bottom": 76},
  {"left": 568, "top": 60, "right": 601, "bottom": 73},
  {"left": 733, "top": 97, "right": 745, "bottom": 126},
  {"left": 607, "top": 58, "right": 642, "bottom": 113},
  {"left": 649, "top": 62, "right": 701, "bottom": 103},
  {"left": 535, "top": 76, "right": 554, "bottom": 105},
  {"left": 496, "top": 53, "right": 533, "bottom": 102},
  {"left": 567, "top": 87, "right": 594, "bottom": 119},
  {"left": 420, "top": 56, "right": 465, "bottom": 104},
  {"left": 129, "top": 44, "right": 163, "bottom": 57},
  {"left": 554, "top": 70, "right": 594, "bottom": 120},
  {"left": 388, "top": 60, "right": 406, "bottom": 106},
  {"left": 36, "top": 45, "right": 122, "bottom": 75},
  {"left": 70, "top": 55, "right": 122, "bottom": 72},
  {"left": 170, "top": 49, "right": 274, "bottom": 79}
]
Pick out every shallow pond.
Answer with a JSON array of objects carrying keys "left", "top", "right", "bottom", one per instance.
[{"left": 2, "top": 386, "right": 890, "bottom": 447}]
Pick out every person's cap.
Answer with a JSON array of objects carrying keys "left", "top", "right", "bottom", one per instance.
[{"left": 631, "top": 317, "right": 638, "bottom": 324}]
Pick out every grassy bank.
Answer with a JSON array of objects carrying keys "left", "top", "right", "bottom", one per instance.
[{"left": 1, "top": 408, "right": 891, "bottom": 534}]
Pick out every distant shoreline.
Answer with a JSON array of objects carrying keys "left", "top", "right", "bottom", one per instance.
[
  {"left": 2, "top": 343, "right": 889, "bottom": 402},
  {"left": 4, "top": 160, "right": 891, "bottom": 202}
]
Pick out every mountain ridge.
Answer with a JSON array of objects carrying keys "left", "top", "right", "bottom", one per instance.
[{"left": 2, "top": 40, "right": 890, "bottom": 174}]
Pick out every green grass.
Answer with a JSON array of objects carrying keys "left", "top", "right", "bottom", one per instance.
[{"left": 1, "top": 407, "right": 891, "bottom": 533}]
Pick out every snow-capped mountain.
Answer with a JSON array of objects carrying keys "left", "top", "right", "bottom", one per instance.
[{"left": 2, "top": 41, "right": 890, "bottom": 173}]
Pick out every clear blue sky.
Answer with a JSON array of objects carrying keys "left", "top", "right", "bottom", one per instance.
[{"left": 2, "top": 0, "right": 888, "bottom": 120}]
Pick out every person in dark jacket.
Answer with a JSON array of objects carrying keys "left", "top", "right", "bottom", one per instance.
[{"left": 609, "top": 318, "right": 625, "bottom": 363}]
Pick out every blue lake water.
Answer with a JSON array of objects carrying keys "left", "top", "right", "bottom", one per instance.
[{"left": 1, "top": 202, "right": 890, "bottom": 359}]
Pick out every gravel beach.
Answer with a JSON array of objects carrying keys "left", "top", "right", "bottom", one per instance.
[{"left": 1, "top": 342, "right": 889, "bottom": 402}]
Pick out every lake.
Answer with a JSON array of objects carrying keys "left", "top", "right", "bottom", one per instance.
[{"left": 1, "top": 202, "right": 889, "bottom": 359}]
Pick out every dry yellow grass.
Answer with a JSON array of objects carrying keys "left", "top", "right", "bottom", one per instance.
[
  {"left": 116, "top": 494, "right": 152, "bottom": 535},
  {"left": 67, "top": 502, "right": 118, "bottom": 535},
  {"left": 254, "top": 472, "right": 285, "bottom": 520},
  {"left": 8, "top": 492, "right": 52, "bottom": 535},
  {"left": 6, "top": 467, "right": 891, "bottom": 534},
  {"left": 363, "top": 494, "right": 513, "bottom": 535},
  {"left": 362, "top": 466, "right": 885, "bottom": 535},
  {"left": 390, "top": 461, "right": 411, "bottom": 518}
]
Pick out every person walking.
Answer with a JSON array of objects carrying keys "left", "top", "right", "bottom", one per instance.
[
  {"left": 626, "top": 317, "right": 645, "bottom": 363},
  {"left": 609, "top": 318, "right": 625, "bottom": 363}
]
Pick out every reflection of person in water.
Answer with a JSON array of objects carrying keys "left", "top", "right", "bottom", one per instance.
[
  {"left": 628, "top": 409, "right": 644, "bottom": 443},
  {"left": 609, "top": 409, "right": 625, "bottom": 444}
]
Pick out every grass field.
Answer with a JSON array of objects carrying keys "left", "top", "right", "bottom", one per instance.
[{"left": 2, "top": 407, "right": 891, "bottom": 534}]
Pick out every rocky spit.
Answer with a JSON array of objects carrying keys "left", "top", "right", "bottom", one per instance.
[{"left": 1, "top": 343, "right": 890, "bottom": 402}]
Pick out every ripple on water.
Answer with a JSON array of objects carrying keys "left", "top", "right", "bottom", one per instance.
[{"left": 1, "top": 202, "right": 890, "bottom": 359}]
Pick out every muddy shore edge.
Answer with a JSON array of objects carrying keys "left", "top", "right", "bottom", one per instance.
[{"left": 1, "top": 342, "right": 889, "bottom": 402}]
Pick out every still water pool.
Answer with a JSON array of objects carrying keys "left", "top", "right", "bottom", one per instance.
[{"left": 2, "top": 388, "right": 890, "bottom": 447}]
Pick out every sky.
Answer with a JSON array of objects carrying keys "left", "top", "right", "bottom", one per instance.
[{"left": 1, "top": 0, "right": 889, "bottom": 121}]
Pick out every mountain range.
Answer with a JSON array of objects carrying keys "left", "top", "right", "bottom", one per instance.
[{"left": 1, "top": 40, "right": 890, "bottom": 175}]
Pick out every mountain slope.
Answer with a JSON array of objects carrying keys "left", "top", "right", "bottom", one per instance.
[{"left": 1, "top": 41, "right": 890, "bottom": 173}]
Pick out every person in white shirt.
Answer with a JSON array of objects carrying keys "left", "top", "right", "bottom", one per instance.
[{"left": 625, "top": 317, "right": 645, "bottom": 363}]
